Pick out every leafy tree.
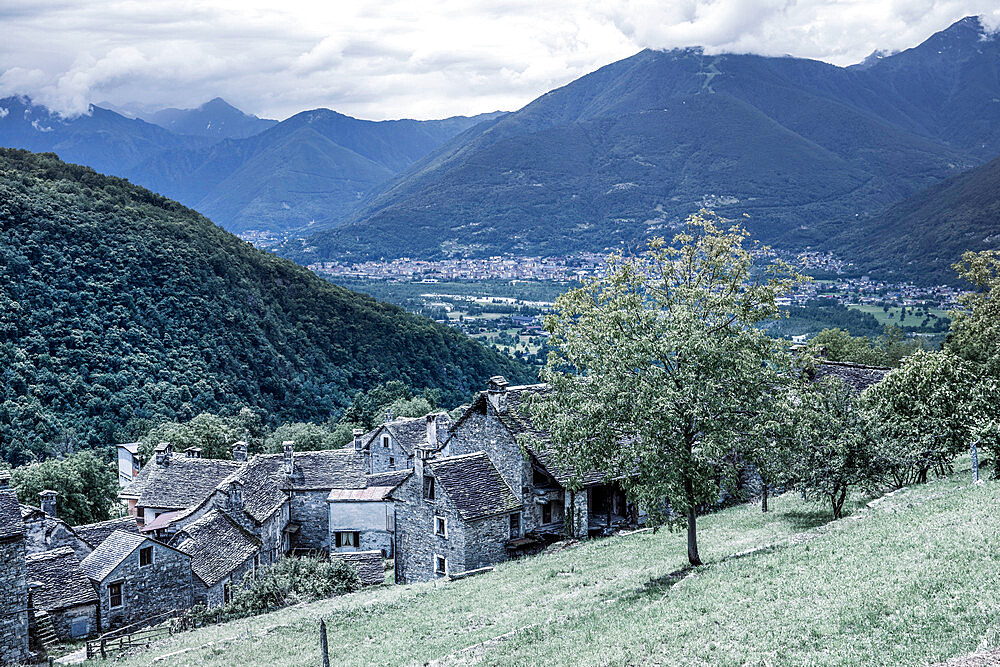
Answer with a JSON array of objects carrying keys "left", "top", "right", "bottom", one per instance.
[
  {"left": 340, "top": 382, "right": 440, "bottom": 430},
  {"left": 864, "top": 350, "right": 973, "bottom": 486},
  {"left": 139, "top": 413, "right": 239, "bottom": 460},
  {"left": 529, "top": 211, "right": 802, "bottom": 565},
  {"left": 787, "top": 378, "right": 875, "bottom": 519},
  {"left": 807, "top": 326, "right": 926, "bottom": 368},
  {"left": 10, "top": 450, "right": 118, "bottom": 525},
  {"left": 743, "top": 392, "right": 799, "bottom": 513},
  {"left": 263, "top": 422, "right": 344, "bottom": 453}
]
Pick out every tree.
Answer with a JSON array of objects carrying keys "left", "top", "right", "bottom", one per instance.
[
  {"left": 788, "top": 377, "right": 875, "bottom": 519},
  {"left": 528, "top": 211, "right": 802, "bottom": 565},
  {"left": 263, "top": 422, "right": 344, "bottom": 453},
  {"left": 139, "top": 413, "right": 239, "bottom": 460},
  {"left": 10, "top": 450, "right": 118, "bottom": 525},
  {"left": 865, "top": 350, "right": 973, "bottom": 486}
]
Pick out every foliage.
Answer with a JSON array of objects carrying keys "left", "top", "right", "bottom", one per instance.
[
  {"left": 263, "top": 422, "right": 345, "bottom": 454},
  {"left": 806, "top": 326, "right": 927, "bottom": 367},
  {"left": 340, "top": 381, "right": 441, "bottom": 431},
  {"left": 529, "top": 211, "right": 803, "bottom": 565},
  {"left": 10, "top": 450, "right": 118, "bottom": 525},
  {"left": 0, "top": 149, "right": 532, "bottom": 465},
  {"left": 140, "top": 413, "right": 241, "bottom": 461}
]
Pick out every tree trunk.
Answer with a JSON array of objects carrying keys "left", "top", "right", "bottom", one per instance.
[
  {"left": 970, "top": 440, "right": 979, "bottom": 483},
  {"left": 761, "top": 484, "right": 769, "bottom": 513},
  {"left": 684, "top": 477, "right": 702, "bottom": 566},
  {"left": 831, "top": 486, "right": 847, "bottom": 519}
]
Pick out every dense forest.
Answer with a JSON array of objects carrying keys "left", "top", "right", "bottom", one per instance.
[{"left": 0, "top": 149, "right": 533, "bottom": 465}]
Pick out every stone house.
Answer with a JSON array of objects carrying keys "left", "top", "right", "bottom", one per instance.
[
  {"left": 391, "top": 449, "right": 522, "bottom": 583},
  {"left": 330, "top": 551, "right": 385, "bottom": 587},
  {"left": 355, "top": 412, "right": 451, "bottom": 474},
  {"left": 170, "top": 509, "right": 261, "bottom": 608},
  {"left": 116, "top": 442, "right": 141, "bottom": 487},
  {"left": 327, "top": 469, "right": 411, "bottom": 558},
  {"left": 446, "top": 377, "right": 630, "bottom": 539},
  {"left": 0, "top": 480, "right": 29, "bottom": 664},
  {"left": 81, "top": 530, "right": 193, "bottom": 632},
  {"left": 73, "top": 516, "right": 141, "bottom": 552},
  {"left": 118, "top": 443, "right": 245, "bottom": 527},
  {"left": 20, "top": 491, "right": 93, "bottom": 560},
  {"left": 25, "top": 547, "right": 99, "bottom": 642},
  {"left": 811, "top": 360, "right": 890, "bottom": 392}
]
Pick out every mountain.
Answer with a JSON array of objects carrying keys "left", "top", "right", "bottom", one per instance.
[
  {"left": 826, "top": 154, "right": 1000, "bottom": 285},
  {"left": 0, "top": 148, "right": 533, "bottom": 464},
  {"left": 298, "top": 16, "right": 999, "bottom": 263},
  {"left": 123, "top": 109, "right": 502, "bottom": 234},
  {"left": 0, "top": 96, "right": 211, "bottom": 177},
  {"left": 139, "top": 97, "right": 278, "bottom": 140}
]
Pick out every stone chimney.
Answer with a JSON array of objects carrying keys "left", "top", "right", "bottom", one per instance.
[
  {"left": 414, "top": 445, "right": 433, "bottom": 483},
  {"left": 39, "top": 490, "right": 57, "bottom": 517},
  {"left": 228, "top": 480, "right": 244, "bottom": 512},
  {"left": 231, "top": 441, "right": 248, "bottom": 462},
  {"left": 282, "top": 441, "right": 294, "bottom": 476},
  {"left": 385, "top": 409, "right": 393, "bottom": 423},
  {"left": 0, "top": 471, "right": 9, "bottom": 489},
  {"left": 353, "top": 429, "right": 365, "bottom": 451},
  {"left": 155, "top": 442, "right": 172, "bottom": 466},
  {"left": 184, "top": 447, "right": 202, "bottom": 459},
  {"left": 486, "top": 375, "right": 509, "bottom": 415},
  {"left": 425, "top": 414, "right": 438, "bottom": 449}
]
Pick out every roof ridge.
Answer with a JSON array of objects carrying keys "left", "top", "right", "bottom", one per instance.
[
  {"left": 26, "top": 546, "right": 76, "bottom": 561},
  {"left": 429, "top": 450, "right": 490, "bottom": 465}
]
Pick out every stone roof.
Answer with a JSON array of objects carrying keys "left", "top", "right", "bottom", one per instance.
[
  {"left": 428, "top": 452, "right": 522, "bottom": 522},
  {"left": 812, "top": 361, "right": 891, "bottom": 393},
  {"left": 0, "top": 487, "right": 25, "bottom": 540},
  {"left": 364, "top": 413, "right": 451, "bottom": 456},
  {"left": 133, "top": 457, "right": 245, "bottom": 511},
  {"left": 331, "top": 550, "right": 385, "bottom": 586},
  {"left": 74, "top": 516, "right": 140, "bottom": 550},
  {"left": 456, "top": 384, "right": 609, "bottom": 488},
  {"left": 81, "top": 530, "right": 186, "bottom": 582},
  {"left": 172, "top": 510, "right": 261, "bottom": 589},
  {"left": 119, "top": 460, "right": 152, "bottom": 499},
  {"left": 26, "top": 547, "right": 98, "bottom": 611},
  {"left": 224, "top": 449, "right": 367, "bottom": 524},
  {"left": 328, "top": 470, "right": 413, "bottom": 502}
]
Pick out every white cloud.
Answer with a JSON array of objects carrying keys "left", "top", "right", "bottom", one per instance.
[{"left": 0, "top": 1, "right": 995, "bottom": 121}]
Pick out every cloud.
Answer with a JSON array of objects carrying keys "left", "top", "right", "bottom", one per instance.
[{"left": 0, "top": 1, "right": 995, "bottom": 121}]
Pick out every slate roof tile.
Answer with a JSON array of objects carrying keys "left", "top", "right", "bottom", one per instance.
[
  {"left": 812, "top": 361, "right": 890, "bottom": 393},
  {"left": 429, "top": 452, "right": 522, "bottom": 522},
  {"left": 362, "top": 413, "right": 451, "bottom": 455},
  {"left": 134, "top": 457, "right": 245, "bottom": 511},
  {"left": 172, "top": 510, "right": 261, "bottom": 589},
  {"left": 0, "top": 488, "right": 25, "bottom": 540},
  {"left": 80, "top": 530, "right": 186, "bottom": 582},
  {"left": 26, "top": 547, "right": 98, "bottom": 611},
  {"left": 74, "top": 516, "right": 140, "bottom": 550}
]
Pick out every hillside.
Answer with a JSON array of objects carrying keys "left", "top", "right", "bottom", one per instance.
[
  {"left": 0, "top": 149, "right": 533, "bottom": 465},
  {"left": 105, "top": 469, "right": 998, "bottom": 666},
  {"left": 826, "top": 155, "right": 1000, "bottom": 285},
  {"left": 298, "top": 16, "right": 998, "bottom": 264}
]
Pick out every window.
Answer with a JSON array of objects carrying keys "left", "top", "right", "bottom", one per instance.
[
  {"left": 389, "top": 456, "right": 395, "bottom": 468},
  {"left": 434, "top": 554, "right": 447, "bottom": 576},
  {"left": 382, "top": 435, "right": 390, "bottom": 448},
  {"left": 109, "top": 582, "right": 123, "bottom": 609},
  {"left": 542, "top": 503, "right": 552, "bottom": 524},
  {"left": 139, "top": 546, "right": 153, "bottom": 567},
  {"left": 224, "top": 582, "right": 232, "bottom": 605},
  {"left": 335, "top": 531, "right": 361, "bottom": 548},
  {"left": 434, "top": 516, "right": 447, "bottom": 538},
  {"left": 253, "top": 554, "right": 260, "bottom": 573},
  {"left": 510, "top": 513, "right": 522, "bottom": 539},
  {"left": 423, "top": 476, "right": 435, "bottom": 501}
]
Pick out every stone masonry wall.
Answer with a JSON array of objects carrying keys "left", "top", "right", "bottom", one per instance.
[
  {"left": 50, "top": 603, "right": 99, "bottom": 641},
  {"left": 0, "top": 536, "right": 29, "bottom": 664},
  {"left": 466, "top": 514, "right": 515, "bottom": 571},
  {"left": 201, "top": 555, "right": 255, "bottom": 608},
  {"left": 290, "top": 491, "right": 330, "bottom": 554},
  {"left": 97, "top": 542, "right": 193, "bottom": 632},
  {"left": 368, "top": 432, "right": 411, "bottom": 475},
  {"left": 258, "top": 506, "right": 288, "bottom": 566},
  {"left": 392, "top": 474, "right": 467, "bottom": 583},
  {"left": 23, "top": 515, "right": 91, "bottom": 560}
]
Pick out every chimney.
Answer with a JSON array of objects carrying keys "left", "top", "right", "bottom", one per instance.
[
  {"left": 425, "top": 414, "right": 438, "bottom": 449},
  {"left": 184, "top": 446, "right": 202, "bottom": 459},
  {"left": 39, "top": 490, "right": 57, "bottom": 518},
  {"left": 353, "top": 429, "right": 365, "bottom": 451},
  {"left": 155, "top": 442, "right": 172, "bottom": 466},
  {"left": 385, "top": 409, "right": 393, "bottom": 423},
  {"left": 0, "top": 471, "right": 9, "bottom": 489},
  {"left": 414, "top": 445, "right": 433, "bottom": 482},
  {"left": 486, "top": 375, "right": 509, "bottom": 415},
  {"left": 231, "top": 441, "right": 248, "bottom": 462},
  {"left": 228, "top": 480, "right": 244, "bottom": 512},
  {"left": 282, "top": 441, "right": 294, "bottom": 476}
]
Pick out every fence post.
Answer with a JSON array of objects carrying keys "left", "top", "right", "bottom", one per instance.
[
  {"left": 100, "top": 637, "right": 106, "bottom": 659},
  {"left": 320, "top": 618, "right": 330, "bottom": 667}
]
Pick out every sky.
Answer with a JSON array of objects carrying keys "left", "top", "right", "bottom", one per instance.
[{"left": 1, "top": 1, "right": 998, "bottom": 121}]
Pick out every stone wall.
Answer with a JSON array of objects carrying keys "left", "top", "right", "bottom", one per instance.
[
  {"left": 328, "top": 500, "right": 394, "bottom": 557},
  {"left": 199, "top": 555, "right": 256, "bottom": 608},
  {"left": 22, "top": 514, "right": 91, "bottom": 560},
  {"left": 50, "top": 603, "right": 99, "bottom": 641},
  {"left": 96, "top": 541, "right": 193, "bottom": 632},
  {"left": 290, "top": 490, "right": 330, "bottom": 554},
  {"left": 0, "top": 536, "right": 29, "bottom": 664},
  {"left": 392, "top": 474, "right": 468, "bottom": 583},
  {"left": 368, "top": 431, "right": 411, "bottom": 475},
  {"left": 258, "top": 506, "right": 288, "bottom": 566},
  {"left": 466, "top": 514, "right": 515, "bottom": 571}
]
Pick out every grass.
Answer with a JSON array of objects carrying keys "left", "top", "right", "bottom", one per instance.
[
  {"left": 848, "top": 304, "right": 950, "bottom": 329},
  {"left": 104, "top": 470, "right": 999, "bottom": 666}
]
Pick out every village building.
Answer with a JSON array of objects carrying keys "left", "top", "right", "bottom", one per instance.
[
  {"left": 446, "top": 377, "right": 631, "bottom": 539},
  {"left": 20, "top": 491, "right": 92, "bottom": 560},
  {"left": 74, "top": 516, "right": 141, "bottom": 552},
  {"left": 81, "top": 530, "right": 193, "bottom": 632},
  {"left": 391, "top": 448, "right": 522, "bottom": 583},
  {"left": 116, "top": 442, "right": 141, "bottom": 487},
  {"left": 355, "top": 412, "right": 451, "bottom": 474},
  {"left": 0, "top": 478, "right": 30, "bottom": 664},
  {"left": 170, "top": 509, "right": 261, "bottom": 608},
  {"left": 25, "top": 547, "right": 100, "bottom": 643},
  {"left": 811, "top": 360, "right": 891, "bottom": 392},
  {"left": 330, "top": 551, "right": 386, "bottom": 587},
  {"left": 327, "top": 469, "right": 410, "bottom": 557}
]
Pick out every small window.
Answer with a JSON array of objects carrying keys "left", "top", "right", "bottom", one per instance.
[
  {"left": 139, "top": 546, "right": 153, "bottom": 567},
  {"left": 434, "top": 554, "right": 447, "bottom": 576},
  {"left": 510, "top": 513, "right": 521, "bottom": 539},
  {"left": 389, "top": 456, "right": 395, "bottom": 468},
  {"left": 335, "top": 531, "right": 360, "bottom": 548},
  {"left": 542, "top": 503, "right": 552, "bottom": 524},
  {"left": 382, "top": 435, "right": 390, "bottom": 448},
  {"left": 224, "top": 581, "right": 232, "bottom": 605},
  {"left": 109, "top": 582, "right": 123, "bottom": 609},
  {"left": 434, "top": 516, "right": 447, "bottom": 538},
  {"left": 423, "top": 476, "right": 435, "bottom": 501},
  {"left": 253, "top": 554, "right": 260, "bottom": 573}
]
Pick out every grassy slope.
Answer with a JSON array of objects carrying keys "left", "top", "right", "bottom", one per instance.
[{"left": 107, "top": 469, "right": 999, "bottom": 666}]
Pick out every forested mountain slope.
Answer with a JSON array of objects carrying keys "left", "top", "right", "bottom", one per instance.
[
  {"left": 298, "top": 16, "right": 999, "bottom": 264},
  {"left": 0, "top": 149, "right": 532, "bottom": 464},
  {"left": 139, "top": 97, "right": 278, "bottom": 140}
]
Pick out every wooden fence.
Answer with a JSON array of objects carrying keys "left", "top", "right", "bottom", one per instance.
[{"left": 85, "top": 609, "right": 179, "bottom": 660}]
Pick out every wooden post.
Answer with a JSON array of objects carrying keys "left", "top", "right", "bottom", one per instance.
[
  {"left": 319, "top": 618, "right": 330, "bottom": 667},
  {"left": 100, "top": 637, "right": 106, "bottom": 659},
  {"left": 971, "top": 439, "right": 980, "bottom": 483}
]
